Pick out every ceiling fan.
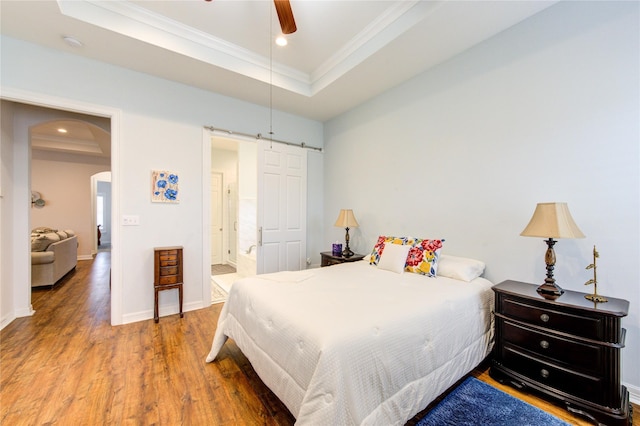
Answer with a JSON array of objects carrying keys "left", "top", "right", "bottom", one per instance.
[{"left": 204, "top": 0, "right": 297, "bottom": 35}]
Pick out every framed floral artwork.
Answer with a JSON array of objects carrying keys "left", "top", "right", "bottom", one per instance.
[{"left": 151, "top": 170, "right": 179, "bottom": 203}]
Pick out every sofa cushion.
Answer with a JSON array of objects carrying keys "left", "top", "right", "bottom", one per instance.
[
  {"left": 31, "top": 232, "right": 60, "bottom": 252},
  {"left": 56, "top": 230, "right": 68, "bottom": 240},
  {"left": 64, "top": 229, "right": 75, "bottom": 237},
  {"left": 32, "top": 227, "right": 58, "bottom": 234},
  {"left": 31, "top": 251, "right": 55, "bottom": 265}
]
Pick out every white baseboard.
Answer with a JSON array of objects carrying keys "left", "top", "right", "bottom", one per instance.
[
  {"left": 121, "top": 300, "right": 206, "bottom": 325},
  {"left": 78, "top": 255, "right": 93, "bottom": 261},
  {"left": 625, "top": 382, "right": 640, "bottom": 405},
  {"left": 2, "top": 305, "right": 35, "bottom": 330},
  {"left": 0, "top": 312, "right": 17, "bottom": 331},
  {"left": 15, "top": 305, "right": 35, "bottom": 318}
]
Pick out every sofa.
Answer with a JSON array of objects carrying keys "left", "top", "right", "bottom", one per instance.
[{"left": 31, "top": 228, "right": 78, "bottom": 287}]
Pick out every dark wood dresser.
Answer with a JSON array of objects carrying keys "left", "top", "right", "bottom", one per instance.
[
  {"left": 153, "top": 246, "right": 184, "bottom": 323},
  {"left": 491, "top": 280, "right": 631, "bottom": 426}
]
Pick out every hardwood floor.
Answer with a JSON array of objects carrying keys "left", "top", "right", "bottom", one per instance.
[{"left": 2, "top": 253, "right": 637, "bottom": 425}]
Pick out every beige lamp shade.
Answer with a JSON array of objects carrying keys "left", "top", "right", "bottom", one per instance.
[
  {"left": 334, "top": 209, "right": 359, "bottom": 228},
  {"left": 521, "top": 202, "right": 585, "bottom": 239}
]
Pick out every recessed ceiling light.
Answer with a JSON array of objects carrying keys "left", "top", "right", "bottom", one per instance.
[
  {"left": 57, "top": 128, "right": 68, "bottom": 133},
  {"left": 63, "top": 36, "right": 83, "bottom": 48},
  {"left": 275, "top": 36, "right": 288, "bottom": 47}
]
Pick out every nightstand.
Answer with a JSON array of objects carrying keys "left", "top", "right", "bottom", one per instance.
[
  {"left": 320, "top": 251, "right": 365, "bottom": 267},
  {"left": 153, "top": 246, "right": 184, "bottom": 323},
  {"left": 490, "top": 280, "right": 630, "bottom": 426}
]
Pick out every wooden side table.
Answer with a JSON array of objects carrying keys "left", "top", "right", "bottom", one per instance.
[
  {"left": 490, "top": 280, "right": 630, "bottom": 425},
  {"left": 153, "top": 246, "right": 184, "bottom": 323},
  {"left": 320, "top": 251, "right": 365, "bottom": 267}
]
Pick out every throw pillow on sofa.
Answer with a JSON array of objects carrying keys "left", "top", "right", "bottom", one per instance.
[
  {"left": 32, "top": 227, "right": 58, "bottom": 234},
  {"left": 31, "top": 232, "right": 60, "bottom": 252}
]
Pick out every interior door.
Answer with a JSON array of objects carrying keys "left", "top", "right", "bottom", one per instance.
[
  {"left": 210, "top": 172, "right": 223, "bottom": 265},
  {"left": 257, "top": 140, "right": 307, "bottom": 274},
  {"left": 227, "top": 181, "right": 238, "bottom": 265}
]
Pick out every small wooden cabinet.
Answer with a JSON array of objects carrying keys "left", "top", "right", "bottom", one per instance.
[
  {"left": 153, "top": 246, "right": 184, "bottom": 323},
  {"left": 491, "top": 280, "right": 630, "bottom": 425},
  {"left": 320, "top": 251, "right": 365, "bottom": 267}
]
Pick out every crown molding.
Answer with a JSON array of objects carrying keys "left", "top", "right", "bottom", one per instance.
[
  {"left": 310, "top": 1, "right": 437, "bottom": 95},
  {"left": 56, "top": 0, "right": 429, "bottom": 98},
  {"left": 57, "top": 0, "right": 311, "bottom": 95}
]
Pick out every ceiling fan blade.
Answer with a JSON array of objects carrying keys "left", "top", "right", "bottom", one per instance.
[{"left": 274, "top": 0, "right": 297, "bottom": 34}]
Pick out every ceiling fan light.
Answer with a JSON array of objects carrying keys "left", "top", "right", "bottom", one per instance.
[{"left": 275, "top": 36, "right": 288, "bottom": 47}]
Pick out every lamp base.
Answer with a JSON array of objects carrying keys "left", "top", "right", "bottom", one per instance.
[
  {"left": 342, "top": 226, "right": 354, "bottom": 258},
  {"left": 536, "top": 282, "right": 564, "bottom": 300}
]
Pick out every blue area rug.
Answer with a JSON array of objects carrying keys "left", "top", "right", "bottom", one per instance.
[{"left": 417, "top": 377, "right": 570, "bottom": 426}]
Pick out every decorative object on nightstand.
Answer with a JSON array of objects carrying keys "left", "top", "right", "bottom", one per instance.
[
  {"left": 584, "top": 245, "right": 607, "bottom": 303},
  {"left": 490, "top": 280, "right": 630, "bottom": 426},
  {"left": 320, "top": 251, "right": 365, "bottom": 267},
  {"left": 153, "top": 246, "right": 184, "bottom": 323},
  {"left": 520, "top": 202, "right": 585, "bottom": 299},
  {"left": 334, "top": 209, "right": 359, "bottom": 258}
]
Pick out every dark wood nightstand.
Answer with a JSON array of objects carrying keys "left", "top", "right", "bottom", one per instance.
[
  {"left": 153, "top": 246, "right": 184, "bottom": 323},
  {"left": 490, "top": 280, "right": 630, "bottom": 426},
  {"left": 320, "top": 251, "right": 365, "bottom": 267}
]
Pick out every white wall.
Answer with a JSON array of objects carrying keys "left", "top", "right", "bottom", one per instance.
[
  {"left": 324, "top": 2, "right": 639, "bottom": 395},
  {"left": 0, "top": 35, "right": 324, "bottom": 326}
]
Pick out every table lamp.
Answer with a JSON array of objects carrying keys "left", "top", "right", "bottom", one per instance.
[
  {"left": 334, "top": 209, "right": 359, "bottom": 258},
  {"left": 520, "top": 202, "right": 585, "bottom": 298}
]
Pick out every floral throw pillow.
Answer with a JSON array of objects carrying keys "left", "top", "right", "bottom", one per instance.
[
  {"left": 369, "top": 236, "right": 413, "bottom": 265},
  {"left": 405, "top": 238, "right": 444, "bottom": 276}
]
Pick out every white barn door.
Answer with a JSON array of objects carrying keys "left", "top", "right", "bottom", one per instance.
[{"left": 257, "top": 140, "right": 307, "bottom": 274}]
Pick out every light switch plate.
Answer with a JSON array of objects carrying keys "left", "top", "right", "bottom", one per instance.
[{"left": 122, "top": 215, "right": 140, "bottom": 226}]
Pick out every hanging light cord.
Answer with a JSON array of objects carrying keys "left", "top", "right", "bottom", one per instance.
[{"left": 269, "top": 3, "right": 274, "bottom": 147}]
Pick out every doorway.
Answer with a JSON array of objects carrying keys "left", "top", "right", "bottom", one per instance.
[
  {"left": 207, "top": 132, "right": 309, "bottom": 280},
  {"left": 29, "top": 114, "right": 111, "bottom": 264},
  {"left": 209, "top": 135, "right": 257, "bottom": 294},
  {"left": 93, "top": 172, "right": 112, "bottom": 253},
  {"left": 210, "top": 171, "right": 223, "bottom": 265},
  {"left": 1, "top": 93, "right": 121, "bottom": 325}
]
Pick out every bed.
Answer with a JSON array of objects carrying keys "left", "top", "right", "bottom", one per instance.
[{"left": 206, "top": 253, "right": 494, "bottom": 425}]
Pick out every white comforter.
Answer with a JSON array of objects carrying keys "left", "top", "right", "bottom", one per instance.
[{"left": 206, "top": 260, "right": 494, "bottom": 425}]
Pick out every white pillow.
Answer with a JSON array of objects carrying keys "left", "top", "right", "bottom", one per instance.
[
  {"left": 437, "top": 255, "right": 486, "bottom": 282},
  {"left": 377, "top": 243, "right": 411, "bottom": 274}
]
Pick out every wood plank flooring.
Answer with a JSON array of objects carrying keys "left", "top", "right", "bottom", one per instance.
[{"left": 1, "top": 253, "right": 637, "bottom": 425}]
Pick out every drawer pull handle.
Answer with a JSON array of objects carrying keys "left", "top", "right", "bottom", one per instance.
[
  {"left": 540, "top": 369, "right": 550, "bottom": 379},
  {"left": 540, "top": 340, "right": 549, "bottom": 349},
  {"left": 540, "top": 313, "right": 550, "bottom": 322}
]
